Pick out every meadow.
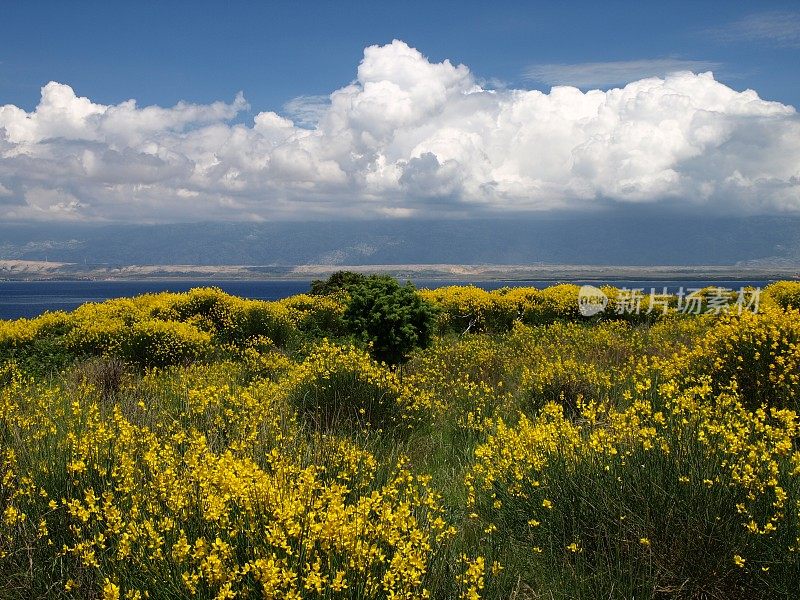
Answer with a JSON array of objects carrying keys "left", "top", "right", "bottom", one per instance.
[{"left": 2, "top": 279, "right": 800, "bottom": 599}]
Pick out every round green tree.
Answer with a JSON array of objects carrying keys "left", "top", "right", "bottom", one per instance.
[
  {"left": 309, "top": 270, "right": 367, "bottom": 296},
  {"left": 343, "top": 276, "right": 436, "bottom": 365}
]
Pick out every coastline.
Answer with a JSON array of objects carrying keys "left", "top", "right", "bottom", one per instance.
[{"left": 2, "top": 260, "right": 798, "bottom": 283}]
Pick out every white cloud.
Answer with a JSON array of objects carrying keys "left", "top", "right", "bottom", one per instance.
[
  {"left": 708, "top": 11, "right": 800, "bottom": 48},
  {"left": 0, "top": 39, "right": 799, "bottom": 222},
  {"left": 523, "top": 58, "right": 723, "bottom": 88},
  {"left": 283, "top": 95, "right": 331, "bottom": 128}
]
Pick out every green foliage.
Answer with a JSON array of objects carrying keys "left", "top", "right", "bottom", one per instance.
[
  {"left": 309, "top": 270, "right": 368, "bottom": 296},
  {"left": 344, "top": 276, "right": 436, "bottom": 365}
]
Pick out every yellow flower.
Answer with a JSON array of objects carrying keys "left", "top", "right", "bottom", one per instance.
[
  {"left": 330, "top": 570, "right": 347, "bottom": 592},
  {"left": 2, "top": 505, "right": 23, "bottom": 525},
  {"left": 103, "top": 579, "right": 120, "bottom": 600}
]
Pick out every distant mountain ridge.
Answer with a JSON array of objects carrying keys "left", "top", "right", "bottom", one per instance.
[
  {"left": 2, "top": 214, "right": 800, "bottom": 267},
  {"left": 2, "top": 261, "right": 798, "bottom": 283}
]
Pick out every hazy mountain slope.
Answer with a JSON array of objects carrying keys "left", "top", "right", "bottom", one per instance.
[{"left": 2, "top": 214, "right": 799, "bottom": 267}]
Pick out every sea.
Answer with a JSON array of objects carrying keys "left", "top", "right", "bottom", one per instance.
[{"left": 0, "top": 279, "right": 774, "bottom": 320}]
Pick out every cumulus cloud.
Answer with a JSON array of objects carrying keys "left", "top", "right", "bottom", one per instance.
[
  {"left": 0, "top": 39, "right": 799, "bottom": 222},
  {"left": 283, "top": 95, "right": 331, "bottom": 128}
]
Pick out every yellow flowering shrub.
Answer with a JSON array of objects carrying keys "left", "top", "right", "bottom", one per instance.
[
  {"left": 239, "top": 343, "right": 294, "bottom": 381},
  {"left": 152, "top": 287, "right": 230, "bottom": 326},
  {"left": 0, "top": 311, "right": 72, "bottom": 350},
  {"left": 3, "top": 281, "right": 800, "bottom": 599},
  {"left": 466, "top": 376, "right": 800, "bottom": 598},
  {"left": 284, "top": 339, "right": 436, "bottom": 430},
  {"left": 420, "top": 286, "right": 519, "bottom": 334},
  {"left": 764, "top": 280, "right": 800, "bottom": 311},
  {"left": 229, "top": 299, "right": 299, "bottom": 347},
  {"left": 153, "top": 288, "right": 300, "bottom": 347},
  {"left": 279, "top": 293, "right": 347, "bottom": 335},
  {"left": 520, "top": 357, "right": 613, "bottom": 413},
  {"left": 520, "top": 284, "right": 582, "bottom": 324},
  {"left": 420, "top": 283, "right": 676, "bottom": 334},
  {"left": 404, "top": 334, "right": 509, "bottom": 432},
  {"left": 0, "top": 288, "right": 309, "bottom": 373},
  {"left": 63, "top": 315, "right": 127, "bottom": 355},
  {"left": 118, "top": 319, "right": 213, "bottom": 367},
  {"left": 0, "top": 368, "right": 453, "bottom": 599},
  {"left": 666, "top": 305, "right": 800, "bottom": 410}
]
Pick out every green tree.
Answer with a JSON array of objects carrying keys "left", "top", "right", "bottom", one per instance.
[
  {"left": 344, "top": 276, "right": 436, "bottom": 365},
  {"left": 309, "top": 271, "right": 367, "bottom": 296}
]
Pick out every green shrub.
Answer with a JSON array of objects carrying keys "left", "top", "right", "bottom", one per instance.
[
  {"left": 344, "top": 276, "right": 436, "bottom": 365},
  {"left": 309, "top": 270, "right": 368, "bottom": 296}
]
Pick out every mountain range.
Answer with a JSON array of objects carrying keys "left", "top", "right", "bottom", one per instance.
[{"left": 2, "top": 213, "right": 800, "bottom": 268}]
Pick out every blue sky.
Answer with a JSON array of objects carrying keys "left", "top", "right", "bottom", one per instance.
[
  {"left": 3, "top": 0, "right": 799, "bottom": 112},
  {"left": 0, "top": 1, "right": 799, "bottom": 223}
]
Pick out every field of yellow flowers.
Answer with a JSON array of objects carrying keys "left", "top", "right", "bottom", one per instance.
[{"left": 2, "top": 281, "right": 800, "bottom": 599}]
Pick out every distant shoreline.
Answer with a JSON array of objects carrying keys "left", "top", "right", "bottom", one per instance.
[{"left": 1, "top": 260, "right": 798, "bottom": 283}]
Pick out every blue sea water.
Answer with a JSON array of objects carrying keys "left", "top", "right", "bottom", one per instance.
[{"left": 0, "top": 279, "right": 773, "bottom": 320}]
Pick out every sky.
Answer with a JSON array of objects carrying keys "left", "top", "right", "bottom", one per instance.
[{"left": 1, "top": 0, "right": 799, "bottom": 223}]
